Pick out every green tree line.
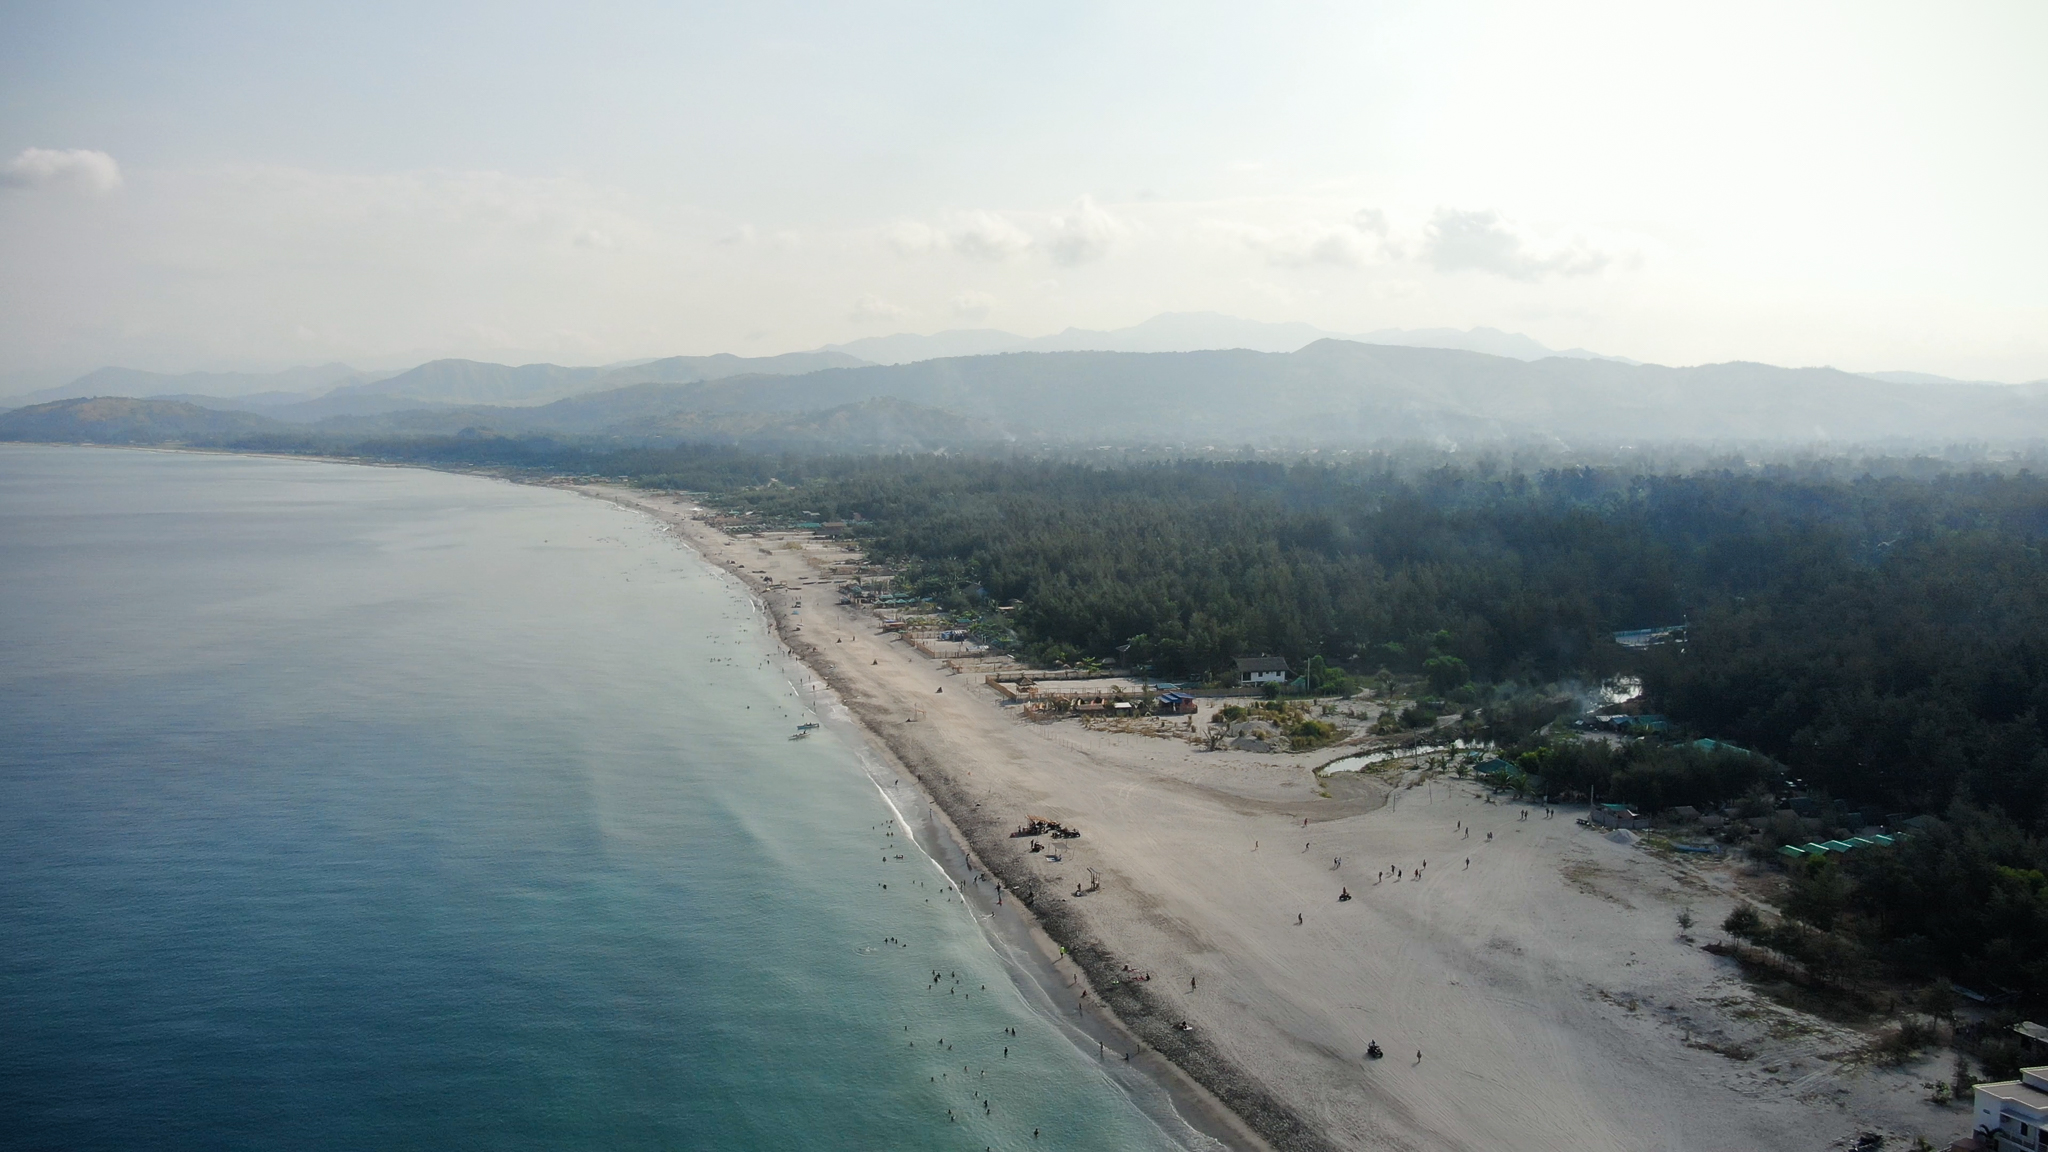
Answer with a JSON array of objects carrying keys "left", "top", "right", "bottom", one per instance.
[{"left": 213, "top": 433, "right": 2048, "bottom": 999}]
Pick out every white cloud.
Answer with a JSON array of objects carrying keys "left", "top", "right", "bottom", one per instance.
[
  {"left": 1045, "top": 196, "right": 1124, "bottom": 265},
  {"left": 1217, "top": 207, "right": 1396, "bottom": 269},
  {"left": 881, "top": 200, "right": 1121, "bottom": 266},
  {"left": 952, "top": 290, "right": 997, "bottom": 319},
  {"left": 1270, "top": 225, "right": 1379, "bottom": 269},
  {"left": 2, "top": 148, "right": 122, "bottom": 194},
  {"left": 849, "top": 292, "right": 911, "bottom": 323},
  {"left": 885, "top": 212, "right": 1032, "bottom": 261},
  {"left": 1424, "top": 208, "right": 1609, "bottom": 281},
  {"left": 883, "top": 220, "right": 941, "bottom": 255},
  {"left": 948, "top": 211, "right": 1033, "bottom": 261}
]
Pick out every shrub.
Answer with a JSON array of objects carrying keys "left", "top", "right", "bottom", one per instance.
[{"left": 1723, "top": 904, "right": 1765, "bottom": 940}]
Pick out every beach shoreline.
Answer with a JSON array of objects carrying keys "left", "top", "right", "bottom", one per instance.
[
  {"left": 590, "top": 483, "right": 1291, "bottom": 1152},
  {"left": 31, "top": 445, "right": 1965, "bottom": 1151},
  {"left": 579, "top": 480, "right": 1968, "bottom": 1152}
]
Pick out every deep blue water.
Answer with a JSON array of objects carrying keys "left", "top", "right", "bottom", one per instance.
[{"left": 0, "top": 445, "right": 1186, "bottom": 1152}]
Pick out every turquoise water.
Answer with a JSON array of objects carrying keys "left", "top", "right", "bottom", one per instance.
[{"left": 0, "top": 445, "right": 1188, "bottom": 1152}]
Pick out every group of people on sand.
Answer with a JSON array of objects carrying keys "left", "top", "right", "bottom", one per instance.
[{"left": 1375, "top": 860, "right": 1426, "bottom": 884}]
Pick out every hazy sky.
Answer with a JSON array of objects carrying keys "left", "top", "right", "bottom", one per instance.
[{"left": 3, "top": 1, "right": 2045, "bottom": 379}]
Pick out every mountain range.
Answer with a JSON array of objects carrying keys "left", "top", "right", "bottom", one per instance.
[
  {"left": 821, "top": 312, "right": 1629, "bottom": 364},
  {"left": 11, "top": 338, "right": 2048, "bottom": 452},
  {"left": 0, "top": 314, "right": 1634, "bottom": 414},
  {"left": 14, "top": 312, "right": 2034, "bottom": 422},
  {"left": 6, "top": 350, "right": 872, "bottom": 420}
]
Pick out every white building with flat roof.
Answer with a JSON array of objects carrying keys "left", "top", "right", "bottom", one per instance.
[{"left": 1971, "top": 1065, "right": 2048, "bottom": 1150}]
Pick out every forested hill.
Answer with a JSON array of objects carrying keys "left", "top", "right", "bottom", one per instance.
[
  {"left": 711, "top": 452, "right": 2048, "bottom": 995},
  {"left": 0, "top": 396, "right": 290, "bottom": 442},
  {"left": 710, "top": 455, "right": 2044, "bottom": 809},
  {"left": 555, "top": 340, "right": 2048, "bottom": 444}
]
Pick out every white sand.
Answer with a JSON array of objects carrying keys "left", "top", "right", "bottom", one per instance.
[{"left": 590, "top": 485, "right": 1962, "bottom": 1152}]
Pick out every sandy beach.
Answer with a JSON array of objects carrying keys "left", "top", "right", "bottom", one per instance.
[{"left": 584, "top": 482, "right": 1964, "bottom": 1152}]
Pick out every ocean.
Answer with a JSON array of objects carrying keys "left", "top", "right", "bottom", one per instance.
[{"left": 0, "top": 445, "right": 1191, "bottom": 1151}]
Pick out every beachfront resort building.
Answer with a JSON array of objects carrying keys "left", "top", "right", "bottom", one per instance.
[
  {"left": 1234, "top": 656, "right": 1291, "bottom": 686},
  {"left": 1590, "top": 803, "right": 1651, "bottom": 830},
  {"left": 1967, "top": 1065, "right": 2048, "bottom": 1150}
]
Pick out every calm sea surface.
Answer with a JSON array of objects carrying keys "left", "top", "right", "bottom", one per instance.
[{"left": 0, "top": 445, "right": 1187, "bottom": 1152}]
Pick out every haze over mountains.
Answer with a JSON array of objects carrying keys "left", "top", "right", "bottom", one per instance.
[
  {"left": 8, "top": 312, "right": 2048, "bottom": 453},
  {"left": 4, "top": 350, "right": 870, "bottom": 415},
  {"left": 820, "top": 312, "right": 1631, "bottom": 365},
  {"left": 5, "top": 313, "right": 1621, "bottom": 410},
  {"left": 9, "top": 327, "right": 2048, "bottom": 453}
]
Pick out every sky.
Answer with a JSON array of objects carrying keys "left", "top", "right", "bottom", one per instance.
[{"left": 2, "top": 0, "right": 2045, "bottom": 382}]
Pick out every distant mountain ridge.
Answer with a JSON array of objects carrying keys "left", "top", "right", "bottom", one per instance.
[
  {"left": 172, "top": 341, "right": 2048, "bottom": 448},
  {"left": 1854, "top": 370, "right": 2047, "bottom": 387},
  {"left": 10, "top": 314, "right": 2044, "bottom": 449},
  {"left": 0, "top": 396, "right": 291, "bottom": 443},
  {"left": 0, "top": 391, "right": 997, "bottom": 453},
  {"left": 823, "top": 312, "right": 1634, "bottom": 365},
  {"left": 12, "top": 341, "right": 2048, "bottom": 450},
  {"left": 7, "top": 363, "right": 386, "bottom": 406},
  {"left": 585, "top": 341, "right": 2047, "bottom": 445},
  {"left": 325, "top": 359, "right": 608, "bottom": 405}
]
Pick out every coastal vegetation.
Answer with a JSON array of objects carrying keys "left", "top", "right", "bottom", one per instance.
[
  {"left": 6, "top": 424, "right": 2044, "bottom": 1002},
  {"left": 703, "top": 449, "right": 2048, "bottom": 1003}
]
